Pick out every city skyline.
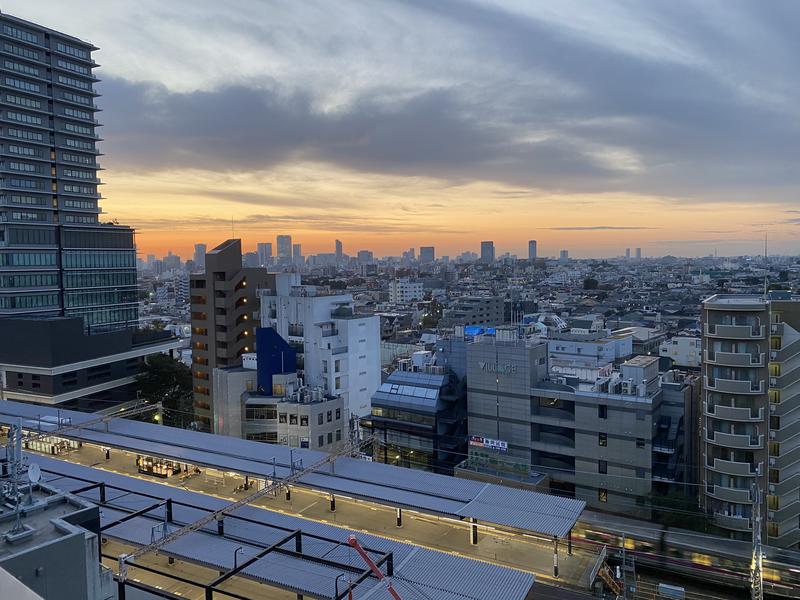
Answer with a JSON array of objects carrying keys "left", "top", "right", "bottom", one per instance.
[{"left": 4, "top": 1, "right": 799, "bottom": 259}]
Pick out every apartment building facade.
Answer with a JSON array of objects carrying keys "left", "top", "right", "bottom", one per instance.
[{"left": 702, "top": 293, "right": 800, "bottom": 548}]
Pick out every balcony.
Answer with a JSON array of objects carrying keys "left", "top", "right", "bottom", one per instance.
[
  {"left": 706, "top": 483, "right": 752, "bottom": 504},
  {"left": 704, "top": 403, "right": 763, "bottom": 422},
  {"left": 707, "top": 458, "right": 762, "bottom": 477},
  {"left": 769, "top": 500, "right": 800, "bottom": 524},
  {"left": 713, "top": 513, "right": 752, "bottom": 531},
  {"left": 704, "top": 350, "right": 765, "bottom": 367},
  {"left": 705, "top": 323, "right": 765, "bottom": 339},
  {"left": 706, "top": 430, "right": 763, "bottom": 449},
  {"left": 704, "top": 377, "right": 764, "bottom": 394},
  {"left": 771, "top": 323, "right": 784, "bottom": 336}
]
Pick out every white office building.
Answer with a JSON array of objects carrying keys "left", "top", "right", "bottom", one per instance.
[
  {"left": 659, "top": 336, "right": 701, "bottom": 369},
  {"left": 389, "top": 278, "right": 424, "bottom": 304},
  {"left": 259, "top": 273, "right": 381, "bottom": 420}
]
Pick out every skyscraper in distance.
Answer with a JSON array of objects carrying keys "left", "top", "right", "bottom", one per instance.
[
  {"left": 625, "top": 247, "right": 631, "bottom": 259},
  {"left": 194, "top": 243, "right": 207, "bottom": 271},
  {"left": 528, "top": 240, "right": 537, "bottom": 260},
  {"left": 276, "top": 235, "right": 292, "bottom": 262},
  {"left": 635, "top": 247, "right": 642, "bottom": 259},
  {"left": 0, "top": 13, "right": 138, "bottom": 332},
  {"left": 292, "top": 243, "right": 303, "bottom": 266},
  {"left": 559, "top": 249, "right": 569, "bottom": 261},
  {"left": 419, "top": 246, "right": 435, "bottom": 263},
  {"left": 480, "top": 241, "right": 495, "bottom": 263},
  {"left": 257, "top": 242, "right": 272, "bottom": 266},
  {"left": 335, "top": 239, "right": 343, "bottom": 263}
]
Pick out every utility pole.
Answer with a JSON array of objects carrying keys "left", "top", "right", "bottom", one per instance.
[{"left": 751, "top": 481, "right": 764, "bottom": 600}]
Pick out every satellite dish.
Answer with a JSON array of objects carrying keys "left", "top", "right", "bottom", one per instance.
[{"left": 28, "top": 463, "right": 41, "bottom": 484}]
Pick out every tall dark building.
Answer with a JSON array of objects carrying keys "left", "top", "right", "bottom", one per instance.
[{"left": 0, "top": 13, "right": 137, "bottom": 332}]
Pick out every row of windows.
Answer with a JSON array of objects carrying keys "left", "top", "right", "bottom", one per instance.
[
  {"left": 63, "top": 168, "right": 94, "bottom": 179},
  {"left": 3, "top": 42, "right": 39, "bottom": 61},
  {"left": 64, "top": 137, "right": 94, "bottom": 150},
  {"left": 4, "top": 60, "right": 38, "bottom": 77},
  {"left": 56, "top": 59, "right": 89, "bottom": 76},
  {"left": 62, "top": 229, "right": 133, "bottom": 249},
  {"left": 63, "top": 122, "right": 92, "bottom": 135},
  {"left": 63, "top": 184, "right": 95, "bottom": 195},
  {"left": 0, "top": 272, "right": 58, "bottom": 288},
  {"left": 5, "top": 93, "right": 41, "bottom": 109},
  {"left": 62, "top": 250, "right": 135, "bottom": 269},
  {"left": 0, "top": 251, "right": 57, "bottom": 266},
  {"left": 57, "top": 75, "right": 91, "bottom": 91},
  {"left": 56, "top": 42, "right": 89, "bottom": 60},
  {"left": 6, "top": 143, "right": 38, "bottom": 156},
  {"left": 7, "top": 127, "right": 42, "bottom": 142},
  {"left": 0, "top": 292, "right": 58, "bottom": 309},
  {"left": 5, "top": 77, "right": 39, "bottom": 93},
  {"left": 65, "top": 305, "right": 137, "bottom": 328},
  {"left": 62, "top": 152, "right": 94, "bottom": 165},
  {"left": 7, "top": 110, "right": 42, "bottom": 125},
  {"left": 7, "top": 160, "right": 37, "bottom": 172},
  {"left": 63, "top": 107, "right": 91, "bottom": 120},
  {"left": 63, "top": 214, "right": 96, "bottom": 224},
  {"left": 5, "top": 177, "right": 42, "bottom": 189},
  {"left": 62, "top": 91, "right": 91, "bottom": 106},
  {"left": 2, "top": 25, "right": 39, "bottom": 45},
  {"left": 317, "top": 430, "right": 342, "bottom": 447},
  {"left": 9, "top": 227, "right": 55, "bottom": 244},
  {"left": 64, "top": 270, "right": 136, "bottom": 289},
  {"left": 63, "top": 198, "right": 95, "bottom": 209},
  {"left": 2, "top": 193, "right": 44, "bottom": 205},
  {"left": 6, "top": 210, "right": 46, "bottom": 221},
  {"left": 64, "top": 289, "right": 138, "bottom": 309},
  {"left": 245, "top": 406, "right": 278, "bottom": 421}
]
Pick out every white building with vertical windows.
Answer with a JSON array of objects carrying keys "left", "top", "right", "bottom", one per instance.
[
  {"left": 389, "top": 278, "right": 424, "bottom": 304},
  {"left": 259, "top": 273, "right": 380, "bottom": 421}
]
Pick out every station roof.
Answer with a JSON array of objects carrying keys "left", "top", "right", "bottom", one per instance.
[
  {"left": 0, "top": 401, "right": 584, "bottom": 538},
  {"left": 26, "top": 455, "right": 534, "bottom": 600}
]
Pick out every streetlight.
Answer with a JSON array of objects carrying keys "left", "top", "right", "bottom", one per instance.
[{"left": 233, "top": 546, "right": 244, "bottom": 570}]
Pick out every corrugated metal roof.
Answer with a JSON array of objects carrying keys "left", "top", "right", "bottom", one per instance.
[
  {"left": 385, "top": 370, "right": 447, "bottom": 390},
  {"left": 38, "top": 456, "right": 533, "bottom": 600},
  {"left": 0, "top": 401, "right": 584, "bottom": 538}
]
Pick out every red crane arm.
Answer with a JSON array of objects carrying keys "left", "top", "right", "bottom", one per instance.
[{"left": 347, "top": 535, "right": 403, "bottom": 600}]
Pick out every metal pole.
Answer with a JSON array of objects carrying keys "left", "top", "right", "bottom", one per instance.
[
  {"left": 233, "top": 546, "right": 243, "bottom": 570},
  {"left": 553, "top": 537, "right": 559, "bottom": 578}
]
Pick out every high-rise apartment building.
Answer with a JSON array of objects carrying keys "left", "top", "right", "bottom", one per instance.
[
  {"left": 276, "top": 234, "right": 292, "bottom": 262},
  {"left": 189, "top": 239, "right": 271, "bottom": 431},
  {"left": 702, "top": 293, "right": 800, "bottom": 548},
  {"left": 292, "top": 243, "right": 303, "bottom": 266},
  {"left": 635, "top": 247, "right": 642, "bottom": 260},
  {"left": 419, "top": 246, "right": 435, "bottom": 264},
  {"left": 559, "top": 250, "right": 569, "bottom": 261},
  {"left": 625, "top": 248, "right": 631, "bottom": 259},
  {"left": 480, "top": 241, "right": 495, "bottom": 263},
  {"left": 193, "top": 243, "right": 207, "bottom": 271},
  {"left": 257, "top": 242, "right": 272, "bottom": 266},
  {"left": 335, "top": 239, "right": 343, "bottom": 263},
  {"left": 528, "top": 240, "right": 537, "bottom": 260},
  {"left": 0, "top": 14, "right": 137, "bottom": 332}
]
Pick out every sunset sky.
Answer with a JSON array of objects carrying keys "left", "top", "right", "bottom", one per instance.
[{"left": 8, "top": 1, "right": 800, "bottom": 258}]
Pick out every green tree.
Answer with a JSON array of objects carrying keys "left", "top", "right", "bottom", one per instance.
[
  {"left": 137, "top": 354, "right": 193, "bottom": 428},
  {"left": 583, "top": 277, "right": 599, "bottom": 290}
]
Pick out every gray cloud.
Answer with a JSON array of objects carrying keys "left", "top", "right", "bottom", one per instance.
[
  {"left": 545, "top": 226, "right": 658, "bottom": 231},
  {"left": 88, "top": 0, "right": 800, "bottom": 203}
]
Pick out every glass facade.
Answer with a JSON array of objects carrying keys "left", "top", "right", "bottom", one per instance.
[{"left": 0, "top": 16, "right": 138, "bottom": 330}]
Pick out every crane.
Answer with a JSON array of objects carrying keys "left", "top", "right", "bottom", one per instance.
[
  {"left": 348, "top": 535, "right": 403, "bottom": 600},
  {"left": 118, "top": 435, "right": 374, "bottom": 581}
]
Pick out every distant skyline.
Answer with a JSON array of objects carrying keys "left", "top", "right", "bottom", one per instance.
[{"left": 7, "top": 1, "right": 800, "bottom": 258}]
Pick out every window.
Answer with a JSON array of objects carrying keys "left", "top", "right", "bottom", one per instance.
[
  {"left": 8, "top": 161, "right": 37, "bottom": 172},
  {"left": 318, "top": 435, "right": 324, "bottom": 447},
  {"left": 599, "top": 433, "right": 607, "bottom": 447},
  {"left": 3, "top": 25, "right": 38, "bottom": 44},
  {"left": 7, "top": 144, "right": 37, "bottom": 156},
  {"left": 63, "top": 185, "right": 95, "bottom": 196},
  {"left": 56, "top": 42, "right": 89, "bottom": 60},
  {"left": 336, "top": 429, "right": 341, "bottom": 441},
  {"left": 327, "top": 410, "right": 332, "bottom": 423},
  {"left": 335, "top": 408, "right": 341, "bottom": 420},
  {"left": 598, "top": 488, "right": 608, "bottom": 503},
  {"left": 4, "top": 77, "right": 39, "bottom": 93},
  {"left": 63, "top": 199, "right": 96, "bottom": 210},
  {"left": 3, "top": 43, "right": 39, "bottom": 61},
  {"left": 598, "top": 405, "right": 607, "bottom": 419},
  {"left": 63, "top": 92, "right": 92, "bottom": 106},
  {"left": 9, "top": 178, "right": 41, "bottom": 189},
  {"left": 7, "top": 111, "right": 42, "bottom": 125},
  {"left": 636, "top": 410, "right": 646, "bottom": 421},
  {"left": 7, "top": 127, "right": 42, "bottom": 141},
  {"left": 63, "top": 123, "right": 93, "bottom": 135},
  {"left": 4, "top": 60, "right": 38, "bottom": 76},
  {"left": 63, "top": 168, "right": 95, "bottom": 180},
  {"left": 57, "top": 59, "right": 89, "bottom": 75},
  {"left": 278, "top": 413, "right": 287, "bottom": 424},
  {"left": 636, "top": 468, "right": 645, "bottom": 479},
  {"left": 598, "top": 460, "right": 607, "bottom": 474},
  {"left": 57, "top": 75, "right": 91, "bottom": 91},
  {"left": 317, "top": 413, "right": 324, "bottom": 425},
  {"left": 62, "top": 152, "right": 95, "bottom": 165},
  {"left": 63, "top": 107, "right": 92, "bottom": 121},
  {"left": 5, "top": 94, "right": 41, "bottom": 109},
  {"left": 636, "top": 438, "right": 646, "bottom": 448},
  {"left": 327, "top": 432, "right": 333, "bottom": 444}
]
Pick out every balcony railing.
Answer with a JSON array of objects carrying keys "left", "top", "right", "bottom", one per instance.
[
  {"left": 713, "top": 512, "right": 752, "bottom": 531},
  {"left": 707, "top": 457, "right": 762, "bottom": 477},
  {"left": 706, "top": 483, "right": 753, "bottom": 504},
  {"left": 704, "top": 377, "right": 764, "bottom": 394},
  {"left": 704, "top": 350, "right": 765, "bottom": 367},
  {"left": 705, "top": 323, "right": 765, "bottom": 339},
  {"left": 706, "top": 430, "right": 764, "bottom": 449},
  {"left": 704, "top": 403, "right": 763, "bottom": 422}
]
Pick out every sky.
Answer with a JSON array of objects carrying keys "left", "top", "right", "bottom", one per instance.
[{"left": 8, "top": 1, "right": 800, "bottom": 258}]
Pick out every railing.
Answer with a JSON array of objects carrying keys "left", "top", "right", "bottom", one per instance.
[
  {"left": 707, "top": 457, "right": 761, "bottom": 477},
  {"left": 704, "top": 376, "right": 764, "bottom": 394},
  {"left": 706, "top": 430, "right": 763, "bottom": 449},
  {"left": 705, "top": 350, "right": 765, "bottom": 367},
  {"left": 712, "top": 512, "right": 752, "bottom": 531},
  {"left": 705, "top": 323, "right": 765, "bottom": 339},
  {"left": 704, "top": 403, "right": 763, "bottom": 421}
]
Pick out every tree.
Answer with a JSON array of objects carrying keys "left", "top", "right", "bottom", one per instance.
[
  {"left": 583, "top": 277, "right": 599, "bottom": 290},
  {"left": 137, "top": 354, "right": 193, "bottom": 428}
]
